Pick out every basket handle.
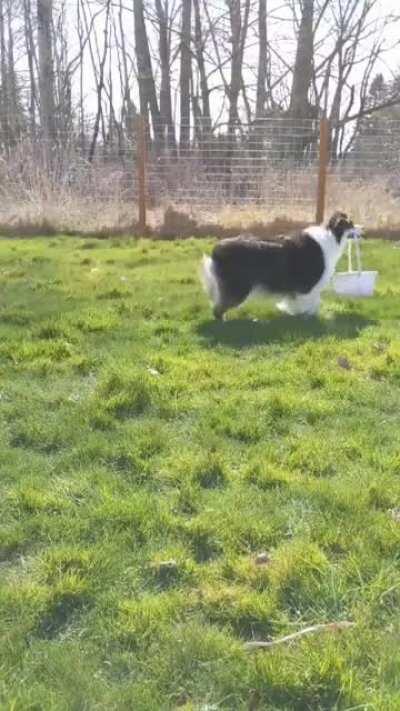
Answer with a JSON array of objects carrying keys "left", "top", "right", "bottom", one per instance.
[{"left": 347, "top": 239, "right": 362, "bottom": 274}]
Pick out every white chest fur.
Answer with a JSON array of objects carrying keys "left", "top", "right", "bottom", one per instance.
[{"left": 306, "top": 225, "right": 348, "bottom": 288}]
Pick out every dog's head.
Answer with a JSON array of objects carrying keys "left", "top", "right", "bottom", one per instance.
[{"left": 328, "top": 212, "right": 357, "bottom": 242}]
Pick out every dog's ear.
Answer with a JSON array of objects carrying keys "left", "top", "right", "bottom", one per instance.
[{"left": 328, "top": 212, "right": 354, "bottom": 241}]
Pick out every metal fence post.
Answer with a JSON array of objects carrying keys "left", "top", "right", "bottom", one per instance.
[
  {"left": 316, "top": 117, "right": 330, "bottom": 224},
  {"left": 137, "top": 115, "right": 147, "bottom": 234}
]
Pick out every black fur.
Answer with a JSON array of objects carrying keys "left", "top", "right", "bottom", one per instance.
[{"left": 328, "top": 212, "right": 354, "bottom": 241}]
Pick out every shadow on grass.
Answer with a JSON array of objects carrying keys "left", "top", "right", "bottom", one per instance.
[{"left": 197, "top": 312, "right": 375, "bottom": 349}]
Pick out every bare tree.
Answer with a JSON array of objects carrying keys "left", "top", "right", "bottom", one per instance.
[
  {"left": 228, "top": 0, "right": 251, "bottom": 132},
  {"left": 289, "top": 0, "right": 315, "bottom": 119},
  {"left": 0, "top": 0, "right": 9, "bottom": 142},
  {"left": 179, "top": 0, "right": 191, "bottom": 152},
  {"left": 0, "top": 0, "right": 398, "bottom": 171},
  {"left": 133, "top": 0, "right": 162, "bottom": 142},
  {"left": 23, "top": 0, "right": 38, "bottom": 135},
  {"left": 37, "top": 0, "right": 56, "bottom": 144},
  {"left": 87, "top": 0, "right": 111, "bottom": 162},
  {"left": 307, "top": 0, "right": 397, "bottom": 157},
  {"left": 193, "top": 0, "right": 211, "bottom": 132},
  {"left": 256, "top": 0, "right": 267, "bottom": 119},
  {"left": 155, "top": 0, "right": 175, "bottom": 147}
]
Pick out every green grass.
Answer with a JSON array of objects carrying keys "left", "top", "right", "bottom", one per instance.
[{"left": 1, "top": 236, "right": 400, "bottom": 710}]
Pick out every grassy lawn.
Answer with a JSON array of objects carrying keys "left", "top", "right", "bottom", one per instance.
[{"left": 1, "top": 235, "right": 400, "bottom": 710}]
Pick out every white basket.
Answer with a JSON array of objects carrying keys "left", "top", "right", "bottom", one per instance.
[{"left": 332, "top": 236, "right": 378, "bottom": 298}]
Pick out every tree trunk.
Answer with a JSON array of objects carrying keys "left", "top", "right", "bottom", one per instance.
[
  {"left": 155, "top": 0, "right": 175, "bottom": 148},
  {"left": 256, "top": 0, "right": 267, "bottom": 118},
  {"left": 228, "top": 0, "right": 241, "bottom": 132},
  {"left": 88, "top": 0, "right": 111, "bottom": 163},
  {"left": 180, "top": 0, "right": 192, "bottom": 153},
  {"left": 0, "top": 0, "right": 9, "bottom": 143},
  {"left": 133, "top": 0, "right": 162, "bottom": 144},
  {"left": 77, "top": 0, "right": 85, "bottom": 152},
  {"left": 193, "top": 0, "right": 211, "bottom": 131},
  {"left": 228, "top": 0, "right": 250, "bottom": 132},
  {"left": 37, "top": 0, "right": 56, "bottom": 144},
  {"left": 118, "top": 0, "right": 137, "bottom": 141},
  {"left": 289, "top": 0, "right": 314, "bottom": 119},
  {"left": 7, "top": 0, "right": 19, "bottom": 142},
  {"left": 24, "top": 0, "right": 37, "bottom": 137}
]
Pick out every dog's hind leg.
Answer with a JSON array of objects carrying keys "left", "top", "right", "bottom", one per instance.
[
  {"left": 200, "top": 256, "right": 251, "bottom": 320},
  {"left": 216, "top": 282, "right": 252, "bottom": 320},
  {"left": 213, "top": 303, "right": 226, "bottom": 320},
  {"left": 201, "top": 256, "right": 220, "bottom": 305},
  {"left": 201, "top": 256, "right": 225, "bottom": 318}
]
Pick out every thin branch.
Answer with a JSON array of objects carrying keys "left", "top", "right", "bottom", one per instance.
[{"left": 245, "top": 622, "right": 356, "bottom": 651}]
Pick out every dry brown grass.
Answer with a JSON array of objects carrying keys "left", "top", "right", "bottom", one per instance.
[
  {"left": 0, "top": 195, "right": 139, "bottom": 237},
  {"left": 326, "top": 173, "right": 400, "bottom": 229},
  {"left": 1, "top": 196, "right": 399, "bottom": 241},
  {"left": 0, "top": 150, "right": 399, "bottom": 239}
]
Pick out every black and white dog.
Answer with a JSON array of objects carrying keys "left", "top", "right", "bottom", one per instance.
[{"left": 201, "top": 212, "right": 358, "bottom": 320}]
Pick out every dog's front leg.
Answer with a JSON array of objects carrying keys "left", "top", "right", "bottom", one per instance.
[
  {"left": 276, "top": 298, "right": 297, "bottom": 315},
  {"left": 293, "top": 293, "right": 321, "bottom": 317},
  {"left": 278, "top": 293, "right": 321, "bottom": 317}
]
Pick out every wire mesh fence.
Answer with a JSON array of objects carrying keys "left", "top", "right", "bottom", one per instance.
[
  {"left": 0, "top": 115, "right": 399, "bottom": 234},
  {"left": 147, "top": 118, "right": 320, "bottom": 210}
]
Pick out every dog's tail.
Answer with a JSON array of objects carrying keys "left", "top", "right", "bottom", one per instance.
[{"left": 200, "top": 254, "right": 220, "bottom": 307}]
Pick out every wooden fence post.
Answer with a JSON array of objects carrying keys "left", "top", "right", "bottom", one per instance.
[
  {"left": 316, "top": 117, "right": 330, "bottom": 224},
  {"left": 136, "top": 115, "right": 147, "bottom": 234}
]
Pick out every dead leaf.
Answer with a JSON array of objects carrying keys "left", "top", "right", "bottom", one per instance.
[
  {"left": 337, "top": 356, "right": 351, "bottom": 370},
  {"left": 255, "top": 552, "right": 270, "bottom": 566},
  {"left": 389, "top": 508, "right": 400, "bottom": 523}
]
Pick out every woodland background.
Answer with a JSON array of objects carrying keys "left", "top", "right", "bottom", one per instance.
[{"left": 1, "top": 0, "right": 400, "bottom": 233}]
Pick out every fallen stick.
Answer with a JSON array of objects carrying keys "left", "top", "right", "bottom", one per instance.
[{"left": 244, "top": 621, "right": 355, "bottom": 651}]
